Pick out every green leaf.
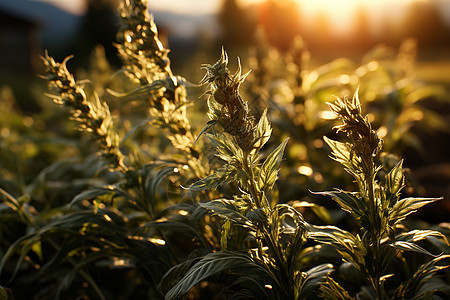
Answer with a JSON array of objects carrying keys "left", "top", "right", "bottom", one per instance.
[
  {"left": 298, "top": 263, "right": 334, "bottom": 299},
  {"left": 0, "top": 286, "right": 8, "bottom": 300},
  {"left": 159, "top": 257, "right": 202, "bottom": 295},
  {"left": 390, "top": 197, "right": 442, "bottom": 226},
  {"left": 311, "top": 190, "right": 369, "bottom": 229},
  {"left": 390, "top": 241, "right": 439, "bottom": 257},
  {"left": 195, "top": 120, "right": 217, "bottom": 144},
  {"left": 257, "top": 138, "right": 289, "bottom": 195},
  {"left": 320, "top": 275, "right": 353, "bottom": 300},
  {"left": 221, "top": 220, "right": 231, "bottom": 250},
  {"left": 189, "top": 164, "right": 239, "bottom": 191},
  {"left": 308, "top": 225, "right": 366, "bottom": 268},
  {"left": 199, "top": 199, "right": 251, "bottom": 227},
  {"left": 70, "top": 187, "right": 113, "bottom": 207},
  {"left": 385, "top": 159, "right": 405, "bottom": 207},
  {"left": 206, "top": 132, "right": 243, "bottom": 163},
  {"left": 395, "top": 229, "right": 447, "bottom": 244},
  {"left": 323, "top": 136, "right": 360, "bottom": 173},
  {"left": 142, "top": 164, "right": 177, "bottom": 209},
  {"left": 253, "top": 109, "right": 272, "bottom": 150},
  {"left": 165, "top": 251, "right": 270, "bottom": 300},
  {"left": 393, "top": 254, "right": 450, "bottom": 299},
  {"left": 246, "top": 208, "right": 267, "bottom": 225}
]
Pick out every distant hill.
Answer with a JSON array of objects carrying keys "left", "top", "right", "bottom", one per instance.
[{"left": 0, "top": 0, "right": 82, "bottom": 48}]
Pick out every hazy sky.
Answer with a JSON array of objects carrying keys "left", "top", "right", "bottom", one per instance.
[{"left": 34, "top": 0, "right": 450, "bottom": 34}]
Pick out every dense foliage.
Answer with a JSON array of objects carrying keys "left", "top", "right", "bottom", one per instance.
[{"left": 0, "top": 0, "right": 449, "bottom": 299}]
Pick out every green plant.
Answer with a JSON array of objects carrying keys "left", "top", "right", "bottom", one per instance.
[
  {"left": 162, "top": 50, "right": 333, "bottom": 300},
  {"left": 0, "top": 0, "right": 448, "bottom": 299},
  {"left": 309, "top": 91, "right": 449, "bottom": 299}
]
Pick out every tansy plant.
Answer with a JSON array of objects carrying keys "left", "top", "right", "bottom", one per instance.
[
  {"left": 309, "top": 91, "right": 449, "bottom": 299},
  {"left": 161, "top": 50, "right": 334, "bottom": 300}
]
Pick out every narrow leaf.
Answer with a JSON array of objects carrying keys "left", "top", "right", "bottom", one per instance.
[
  {"left": 385, "top": 159, "right": 405, "bottom": 207},
  {"left": 257, "top": 138, "right": 289, "bottom": 195},
  {"left": 308, "top": 225, "right": 366, "bottom": 268},
  {"left": 299, "top": 263, "right": 334, "bottom": 299},
  {"left": 206, "top": 132, "right": 243, "bottom": 163},
  {"left": 199, "top": 199, "right": 251, "bottom": 227},
  {"left": 253, "top": 109, "right": 272, "bottom": 150},
  {"left": 165, "top": 252, "right": 269, "bottom": 300},
  {"left": 390, "top": 241, "right": 438, "bottom": 257},
  {"left": 390, "top": 197, "right": 441, "bottom": 225}
]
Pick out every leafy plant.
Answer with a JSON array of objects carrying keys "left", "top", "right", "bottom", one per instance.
[
  {"left": 0, "top": 0, "right": 448, "bottom": 299},
  {"left": 163, "top": 49, "right": 333, "bottom": 300},
  {"left": 309, "top": 90, "right": 449, "bottom": 299}
]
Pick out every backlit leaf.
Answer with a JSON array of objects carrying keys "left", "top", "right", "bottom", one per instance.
[
  {"left": 385, "top": 159, "right": 405, "bottom": 207},
  {"left": 298, "top": 263, "right": 334, "bottom": 299},
  {"left": 257, "top": 138, "right": 289, "bottom": 195},
  {"left": 165, "top": 251, "right": 270, "bottom": 300},
  {"left": 390, "top": 197, "right": 441, "bottom": 225}
]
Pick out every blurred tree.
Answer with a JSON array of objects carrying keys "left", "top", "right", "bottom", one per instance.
[
  {"left": 353, "top": 5, "right": 373, "bottom": 51},
  {"left": 308, "top": 11, "right": 332, "bottom": 51},
  {"left": 257, "top": 0, "right": 302, "bottom": 51},
  {"left": 66, "top": 0, "right": 121, "bottom": 68},
  {"left": 218, "top": 0, "right": 257, "bottom": 48},
  {"left": 401, "top": 0, "right": 450, "bottom": 48}
]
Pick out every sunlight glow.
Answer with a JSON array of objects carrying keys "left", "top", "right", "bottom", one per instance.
[{"left": 243, "top": 0, "right": 433, "bottom": 34}]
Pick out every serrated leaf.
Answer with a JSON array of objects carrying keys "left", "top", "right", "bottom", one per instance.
[
  {"left": 390, "top": 241, "right": 439, "bottom": 257},
  {"left": 165, "top": 252, "right": 270, "bottom": 300},
  {"left": 308, "top": 225, "right": 366, "bottom": 268},
  {"left": 253, "top": 109, "right": 272, "bottom": 150},
  {"left": 189, "top": 164, "right": 239, "bottom": 191},
  {"left": 206, "top": 132, "right": 243, "bottom": 163},
  {"left": 320, "top": 275, "right": 353, "bottom": 300},
  {"left": 385, "top": 159, "right": 405, "bottom": 207},
  {"left": 159, "top": 257, "right": 202, "bottom": 295},
  {"left": 390, "top": 197, "right": 441, "bottom": 226},
  {"left": 199, "top": 199, "right": 251, "bottom": 227},
  {"left": 311, "top": 190, "right": 368, "bottom": 228},
  {"left": 394, "top": 254, "right": 450, "bottom": 299},
  {"left": 221, "top": 220, "right": 231, "bottom": 250},
  {"left": 298, "top": 263, "right": 334, "bottom": 299},
  {"left": 257, "top": 138, "right": 289, "bottom": 195},
  {"left": 395, "top": 229, "right": 447, "bottom": 244},
  {"left": 323, "top": 136, "right": 358, "bottom": 171}
]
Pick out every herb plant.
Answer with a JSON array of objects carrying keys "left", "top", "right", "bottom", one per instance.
[{"left": 0, "top": 0, "right": 448, "bottom": 299}]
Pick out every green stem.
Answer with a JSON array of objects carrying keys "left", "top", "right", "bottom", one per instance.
[
  {"left": 365, "top": 159, "right": 385, "bottom": 300},
  {"left": 241, "top": 153, "right": 293, "bottom": 298},
  {"left": 243, "top": 151, "right": 262, "bottom": 210}
]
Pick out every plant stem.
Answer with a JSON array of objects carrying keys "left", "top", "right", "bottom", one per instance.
[
  {"left": 241, "top": 153, "right": 292, "bottom": 298},
  {"left": 243, "top": 151, "right": 262, "bottom": 210},
  {"left": 365, "top": 159, "right": 385, "bottom": 300}
]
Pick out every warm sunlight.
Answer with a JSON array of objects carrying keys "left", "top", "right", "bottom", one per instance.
[{"left": 244, "top": 0, "right": 432, "bottom": 34}]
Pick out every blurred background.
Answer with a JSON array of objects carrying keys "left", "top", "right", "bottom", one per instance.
[
  {"left": 1, "top": 0, "right": 450, "bottom": 77},
  {"left": 0, "top": 0, "right": 449, "bottom": 216}
]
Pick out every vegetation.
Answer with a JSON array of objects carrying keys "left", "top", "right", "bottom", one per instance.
[{"left": 0, "top": 0, "right": 448, "bottom": 299}]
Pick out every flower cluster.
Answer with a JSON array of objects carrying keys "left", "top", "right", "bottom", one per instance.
[
  {"left": 328, "top": 90, "right": 383, "bottom": 160},
  {"left": 200, "top": 50, "right": 257, "bottom": 151},
  {"left": 41, "top": 52, "right": 125, "bottom": 170}
]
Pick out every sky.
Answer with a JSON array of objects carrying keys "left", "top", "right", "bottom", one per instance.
[{"left": 34, "top": 0, "right": 450, "bottom": 35}]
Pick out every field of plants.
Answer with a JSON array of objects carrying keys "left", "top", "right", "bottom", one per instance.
[{"left": 0, "top": 0, "right": 449, "bottom": 299}]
